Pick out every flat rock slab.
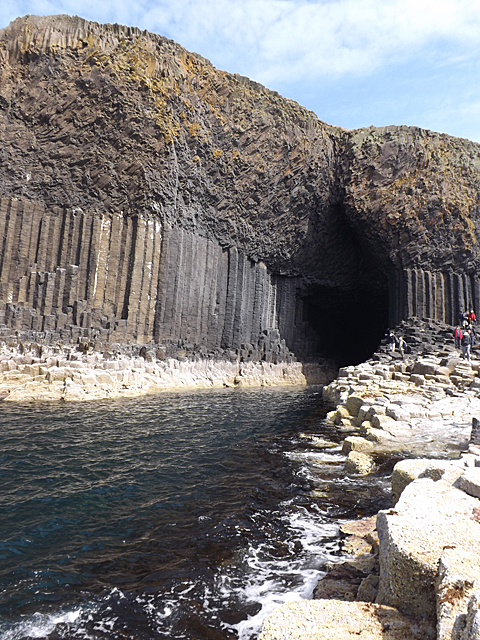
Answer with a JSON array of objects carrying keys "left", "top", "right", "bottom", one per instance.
[
  {"left": 258, "top": 600, "right": 433, "bottom": 639},
  {"left": 437, "top": 547, "right": 480, "bottom": 640},
  {"left": 340, "top": 515, "right": 377, "bottom": 537},
  {"left": 391, "top": 458, "right": 465, "bottom": 505},
  {"left": 459, "top": 467, "right": 480, "bottom": 498},
  {"left": 376, "top": 478, "right": 480, "bottom": 621}
]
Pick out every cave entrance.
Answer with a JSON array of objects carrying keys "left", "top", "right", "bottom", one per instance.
[{"left": 301, "top": 282, "right": 389, "bottom": 367}]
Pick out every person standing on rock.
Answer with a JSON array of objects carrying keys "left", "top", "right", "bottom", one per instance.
[
  {"left": 388, "top": 330, "right": 397, "bottom": 353},
  {"left": 461, "top": 329, "right": 472, "bottom": 362},
  {"left": 398, "top": 336, "right": 407, "bottom": 357},
  {"left": 455, "top": 325, "right": 463, "bottom": 349},
  {"left": 469, "top": 309, "right": 477, "bottom": 324}
]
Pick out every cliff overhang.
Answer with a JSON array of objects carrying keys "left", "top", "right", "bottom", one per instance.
[{"left": 1, "top": 15, "right": 480, "bottom": 368}]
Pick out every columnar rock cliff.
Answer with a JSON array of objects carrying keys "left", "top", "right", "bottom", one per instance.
[{"left": 1, "top": 15, "right": 480, "bottom": 366}]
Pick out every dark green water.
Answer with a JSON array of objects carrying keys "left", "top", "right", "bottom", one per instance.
[{"left": 0, "top": 386, "right": 391, "bottom": 639}]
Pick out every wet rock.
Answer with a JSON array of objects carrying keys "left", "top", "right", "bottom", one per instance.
[
  {"left": 356, "top": 573, "right": 379, "bottom": 603},
  {"left": 344, "top": 451, "right": 374, "bottom": 475},
  {"left": 340, "top": 515, "right": 377, "bottom": 538},
  {"left": 342, "top": 436, "right": 374, "bottom": 454},
  {"left": 313, "top": 565, "right": 364, "bottom": 601}
]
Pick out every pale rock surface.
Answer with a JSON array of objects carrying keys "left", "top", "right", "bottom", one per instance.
[
  {"left": 0, "top": 347, "right": 311, "bottom": 402},
  {"left": 436, "top": 547, "right": 480, "bottom": 640},
  {"left": 391, "top": 458, "right": 466, "bottom": 505},
  {"left": 463, "top": 593, "right": 480, "bottom": 640},
  {"left": 345, "top": 394, "right": 364, "bottom": 417},
  {"left": 363, "top": 426, "right": 393, "bottom": 443},
  {"left": 258, "top": 600, "right": 433, "bottom": 640},
  {"left": 342, "top": 436, "right": 375, "bottom": 454},
  {"left": 370, "top": 414, "right": 397, "bottom": 430},
  {"left": 376, "top": 478, "right": 480, "bottom": 621},
  {"left": 344, "top": 451, "right": 374, "bottom": 475},
  {"left": 386, "top": 404, "right": 412, "bottom": 421},
  {"left": 459, "top": 467, "right": 480, "bottom": 498},
  {"left": 356, "top": 573, "right": 380, "bottom": 603}
]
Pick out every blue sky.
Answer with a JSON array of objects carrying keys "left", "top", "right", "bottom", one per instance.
[{"left": 2, "top": 0, "right": 480, "bottom": 141}]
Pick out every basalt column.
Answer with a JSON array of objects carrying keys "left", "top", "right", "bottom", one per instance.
[
  {"left": 389, "top": 268, "right": 480, "bottom": 326},
  {"left": 0, "top": 197, "right": 320, "bottom": 358}
]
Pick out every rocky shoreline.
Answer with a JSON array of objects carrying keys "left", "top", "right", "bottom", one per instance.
[
  {"left": 0, "top": 335, "right": 336, "bottom": 402},
  {"left": 260, "top": 318, "right": 480, "bottom": 640}
]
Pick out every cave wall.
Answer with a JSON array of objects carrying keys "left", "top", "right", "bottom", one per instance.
[
  {"left": 3, "top": 16, "right": 480, "bottom": 364},
  {"left": 389, "top": 268, "right": 480, "bottom": 327},
  {"left": 0, "top": 196, "right": 316, "bottom": 357}
]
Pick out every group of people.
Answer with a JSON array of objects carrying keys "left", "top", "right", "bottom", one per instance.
[
  {"left": 385, "top": 308, "right": 478, "bottom": 362},
  {"left": 455, "top": 309, "right": 477, "bottom": 362},
  {"left": 386, "top": 330, "right": 407, "bottom": 357}
]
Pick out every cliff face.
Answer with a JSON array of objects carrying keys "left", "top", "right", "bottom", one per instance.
[
  {"left": 1, "top": 15, "right": 480, "bottom": 365},
  {"left": 342, "top": 126, "right": 480, "bottom": 329}
]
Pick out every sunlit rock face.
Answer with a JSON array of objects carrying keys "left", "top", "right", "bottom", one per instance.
[{"left": 1, "top": 15, "right": 480, "bottom": 366}]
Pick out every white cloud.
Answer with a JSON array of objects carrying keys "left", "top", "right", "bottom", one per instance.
[
  {"left": 2, "top": 0, "right": 480, "bottom": 139},
  {"left": 136, "top": 0, "right": 480, "bottom": 83},
  {"left": 3, "top": 0, "right": 480, "bottom": 83}
]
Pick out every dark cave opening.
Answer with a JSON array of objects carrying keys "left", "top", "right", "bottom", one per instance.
[{"left": 302, "top": 283, "right": 389, "bottom": 367}]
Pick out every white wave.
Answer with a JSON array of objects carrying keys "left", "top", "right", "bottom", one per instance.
[
  {"left": 286, "top": 451, "right": 345, "bottom": 464},
  {"left": 0, "top": 609, "right": 83, "bottom": 640},
  {"left": 222, "top": 505, "right": 342, "bottom": 640}
]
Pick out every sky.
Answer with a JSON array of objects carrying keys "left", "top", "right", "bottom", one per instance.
[{"left": 2, "top": 0, "right": 480, "bottom": 142}]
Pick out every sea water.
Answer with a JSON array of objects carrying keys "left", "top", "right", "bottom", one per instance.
[{"left": 0, "top": 386, "right": 391, "bottom": 640}]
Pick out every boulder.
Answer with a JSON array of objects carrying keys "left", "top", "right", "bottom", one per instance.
[
  {"left": 437, "top": 366, "right": 453, "bottom": 377},
  {"left": 344, "top": 451, "right": 374, "bottom": 475},
  {"left": 413, "top": 360, "right": 439, "bottom": 376},
  {"left": 463, "top": 593, "right": 480, "bottom": 640},
  {"left": 363, "top": 427, "right": 393, "bottom": 443},
  {"left": 440, "top": 358, "right": 463, "bottom": 373},
  {"left": 345, "top": 395, "right": 364, "bottom": 417},
  {"left": 371, "top": 414, "right": 397, "bottom": 430},
  {"left": 391, "top": 459, "right": 465, "bottom": 505},
  {"left": 342, "top": 436, "right": 374, "bottom": 454},
  {"left": 410, "top": 373, "right": 426, "bottom": 386},
  {"left": 391, "top": 402, "right": 428, "bottom": 418},
  {"left": 334, "top": 406, "right": 352, "bottom": 424},
  {"left": 376, "top": 479, "right": 480, "bottom": 622},
  {"left": 436, "top": 547, "right": 480, "bottom": 640},
  {"left": 392, "top": 372, "right": 410, "bottom": 382},
  {"left": 459, "top": 467, "right": 480, "bottom": 499},
  {"left": 340, "top": 515, "right": 377, "bottom": 537},
  {"left": 365, "top": 405, "right": 387, "bottom": 420},
  {"left": 356, "top": 574, "right": 380, "bottom": 603},
  {"left": 258, "top": 600, "right": 433, "bottom": 640},
  {"left": 386, "top": 405, "right": 412, "bottom": 421},
  {"left": 355, "top": 405, "right": 373, "bottom": 425}
]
